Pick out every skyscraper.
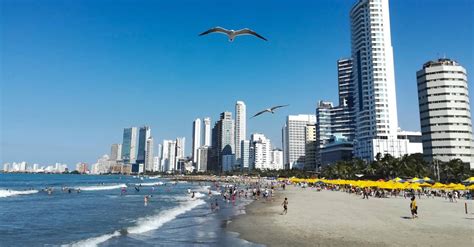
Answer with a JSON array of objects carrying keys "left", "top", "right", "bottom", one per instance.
[
  {"left": 338, "top": 58, "right": 354, "bottom": 107},
  {"left": 110, "top": 144, "right": 122, "bottom": 161},
  {"left": 121, "top": 127, "right": 138, "bottom": 164},
  {"left": 197, "top": 146, "right": 210, "bottom": 172},
  {"left": 203, "top": 117, "right": 212, "bottom": 146},
  {"left": 251, "top": 133, "right": 272, "bottom": 170},
  {"left": 283, "top": 114, "right": 317, "bottom": 169},
  {"left": 240, "top": 140, "right": 251, "bottom": 170},
  {"left": 215, "top": 112, "right": 235, "bottom": 172},
  {"left": 161, "top": 140, "right": 177, "bottom": 172},
  {"left": 176, "top": 137, "right": 185, "bottom": 159},
  {"left": 135, "top": 126, "right": 151, "bottom": 172},
  {"left": 304, "top": 124, "right": 317, "bottom": 170},
  {"left": 192, "top": 118, "right": 202, "bottom": 163},
  {"left": 350, "top": 0, "right": 399, "bottom": 160},
  {"left": 235, "top": 101, "right": 247, "bottom": 163},
  {"left": 145, "top": 137, "right": 154, "bottom": 172},
  {"left": 416, "top": 58, "right": 473, "bottom": 168}
]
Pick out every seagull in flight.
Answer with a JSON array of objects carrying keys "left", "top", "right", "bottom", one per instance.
[
  {"left": 251, "top": 105, "right": 289, "bottom": 118},
  {"left": 199, "top": 27, "right": 267, "bottom": 42}
]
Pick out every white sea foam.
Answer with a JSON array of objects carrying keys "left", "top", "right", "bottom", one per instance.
[
  {"left": 193, "top": 192, "right": 206, "bottom": 199},
  {"left": 0, "top": 189, "right": 38, "bottom": 198},
  {"left": 148, "top": 176, "right": 161, "bottom": 179},
  {"left": 127, "top": 199, "right": 205, "bottom": 234},
  {"left": 135, "top": 182, "right": 164, "bottom": 186},
  {"left": 66, "top": 231, "right": 121, "bottom": 247},
  {"left": 77, "top": 184, "right": 127, "bottom": 191},
  {"left": 66, "top": 198, "right": 205, "bottom": 246}
]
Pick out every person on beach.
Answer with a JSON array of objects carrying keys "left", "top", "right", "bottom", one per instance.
[
  {"left": 192, "top": 191, "right": 195, "bottom": 199},
  {"left": 410, "top": 196, "right": 418, "bottom": 219},
  {"left": 281, "top": 197, "right": 288, "bottom": 215}
]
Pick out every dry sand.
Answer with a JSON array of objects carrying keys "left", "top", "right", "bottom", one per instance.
[{"left": 227, "top": 185, "right": 474, "bottom": 247}]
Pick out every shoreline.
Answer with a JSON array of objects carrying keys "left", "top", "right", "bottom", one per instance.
[{"left": 227, "top": 185, "right": 473, "bottom": 247}]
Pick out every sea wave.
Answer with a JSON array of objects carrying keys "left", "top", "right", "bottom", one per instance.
[
  {"left": 134, "top": 182, "right": 164, "bottom": 186},
  {"left": 67, "top": 198, "right": 205, "bottom": 246},
  {"left": 65, "top": 231, "right": 121, "bottom": 247},
  {"left": 77, "top": 184, "right": 127, "bottom": 191},
  {"left": 127, "top": 199, "right": 205, "bottom": 234},
  {"left": 0, "top": 189, "right": 39, "bottom": 198}
]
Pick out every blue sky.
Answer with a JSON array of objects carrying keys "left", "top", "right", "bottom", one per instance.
[{"left": 1, "top": 0, "right": 473, "bottom": 166}]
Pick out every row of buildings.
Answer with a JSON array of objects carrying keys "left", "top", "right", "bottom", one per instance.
[
  {"left": 191, "top": 102, "right": 284, "bottom": 173},
  {"left": 3, "top": 162, "right": 69, "bottom": 173},
  {"left": 281, "top": 0, "right": 473, "bottom": 170}
]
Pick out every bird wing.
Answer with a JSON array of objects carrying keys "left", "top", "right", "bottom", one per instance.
[
  {"left": 199, "top": 27, "right": 232, "bottom": 36},
  {"left": 270, "top": 104, "right": 289, "bottom": 111},
  {"left": 234, "top": 28, "right": 267, "bottom": 41},
  {"left": 251, "top": 110, "right": 269, "bottom": 118}
]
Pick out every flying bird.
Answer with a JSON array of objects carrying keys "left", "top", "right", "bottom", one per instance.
[
  {"left": 251, "top": 105, "right": 289, "bottom": 118},
  {"left": 199, "top": 27, "right": 267, "bottom": 42}
]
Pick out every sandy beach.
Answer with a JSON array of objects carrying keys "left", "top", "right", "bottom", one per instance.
[{"left": 228, "top": 185, "right": 474, "bottom": 247}]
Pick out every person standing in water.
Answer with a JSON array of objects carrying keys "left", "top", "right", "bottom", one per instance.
[
  {"left": 410, "top": 196, "right": 418, "bottom": 219},
  {"left": 281, "top": 197, "right": 288, "bottom": 215}
]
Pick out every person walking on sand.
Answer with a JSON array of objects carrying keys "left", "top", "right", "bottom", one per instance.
[
  {"left": 410, "top": 196, "right": 418, "bottom": 219},
  {"left": 281, "top": 197, "right": 288, "bottom": 215}
]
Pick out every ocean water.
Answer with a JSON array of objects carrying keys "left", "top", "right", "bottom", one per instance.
[{"left": 0, "top": 174, "right": 261, "bottom": 247}]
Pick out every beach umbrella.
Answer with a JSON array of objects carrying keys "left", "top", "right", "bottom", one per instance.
[
  {"left": 419, "top": 182, "right": 432, "bottom": 187},
  {"left": 407, "top": 183, "right": 421, "bottom": 190},
  {"left": 393, "top": 177, "right": 405, "bottom": 183},
  {"left": 422, "top": 177, "right": 433, "bottom": 183},
  {"left": 432, "top": 182, "right": 446, "bottom": 189},
  {"left": 462, "top": 177, "right": 474, "bottom": 184},
  {"left": 411, "top": 177, "right": 423, "bottom": 183},
  {"left": 467, "top": 184, "right": 474, "bottom": 190}
]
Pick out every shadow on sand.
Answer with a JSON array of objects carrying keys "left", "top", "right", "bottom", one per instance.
[{"left": 400, "top": 216, "right": 413, "bottom": 220}]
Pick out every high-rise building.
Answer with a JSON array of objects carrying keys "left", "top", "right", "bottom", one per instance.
[
  {"left": 192, "top": 118, "right": 202, "bottom": 163},
  {"left": 251, "top": 133, "right": 272, "bottom": 170},
  {"left": 270, "top": 149, "right": 284, "bottom": 170},
  {"left": 176, "top": 137, "right": 186, "bottom": 160},
  {"left": 283, "top": 114, "right": 317, "bottom": 169},
  {"left": 316, "top": 100, "right": 355, "bottom": 166},
  {"left": 197, "top": 146, "right": 211, "bottom": 172},
  {"left": 153, "top": 156, "right": 160, "bottom": 172},
  {"left": 416, "top": 58, "right": 473, "bottom": 168},
  {"left": 215, "top": 112, "right": 235, "bottom": 172},
  {"left": 203, "top": 117, "right": 212, "bottom": 146},
  {"left": 145, "top": 137, "right": 154, "bottom": 172},
  {"left": 110, "top": 144, "right": 122, "bottom": 161},
  {"left": 121, "top": 127, "right": 138, "bottom": 164},
  {"left": 161, "top": 140, "right": 176, "bottom": 172},
  {"left": 350, "top": 0, "right": 399, "bottom": 161},
  {"left": 135, "top": 126, "right": 151, "bottom": 172},
  {"left": 338, "top": 58, "right": 354, "bottom": 107},
  {"left": 241, "top": 140, "right": 251, "bottom": 170},
  {"left": 305, "top": 124, "right": 317, "bottom": 170},
  {"left": 235, "top": 101, "right": 247, "bottom": 163}
]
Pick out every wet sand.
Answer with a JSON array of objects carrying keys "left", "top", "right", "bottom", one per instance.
[{"left": 228, "top": 185, "right": 474, "bottom": 247}]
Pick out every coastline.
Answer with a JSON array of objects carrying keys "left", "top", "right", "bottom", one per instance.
[{"left": 227, "top": 185, "right": 473, "bottom": 247}]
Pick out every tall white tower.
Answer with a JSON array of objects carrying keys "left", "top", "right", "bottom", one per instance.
[
  {"left": 192, "top": 118, "right": 202, "bottom": 163},
  {"left": 203, "top": 117, "right": 212, "bottom": 146},
  {"left": 350, "top": 0, "right": 399, "bottom": 160},
  {"left": 417, "top": 59, "right": 473, "bottom": 168},
  {"left": 235, "top": 101, "right": 247, "bottom": 162}
]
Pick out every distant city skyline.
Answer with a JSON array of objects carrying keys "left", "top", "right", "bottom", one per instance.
[{"left": 1, "top": 0, "right": 473, "bottom": 166}]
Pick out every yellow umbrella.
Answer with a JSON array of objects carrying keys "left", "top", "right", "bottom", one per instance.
[
  {"left": 407, "top": 183, "right": 421, "bottom": 190},
  {"left": 463, "top": 177, "right": 474, "bottom": 184},
  {"left": 432, "top": 182, "right": 446, "bottom": 189},
  {"left": 422, "top": 177, "right": 433, "bottom": 182},
  {"left": 411, "top": 177, "right": 423, "bottom": 183},
  {"left": 419, "top": 182, "right": 432, "bottom": 187},
  {"left": 467, "top": 184, "right": 474, "bottom": 190}
]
